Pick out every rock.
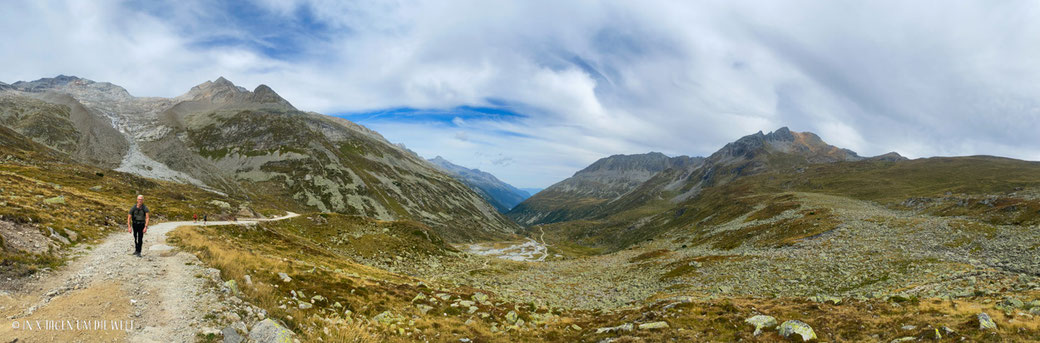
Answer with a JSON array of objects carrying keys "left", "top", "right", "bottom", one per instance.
[
  {"left": 412, "top": 293, "right": 427, "bottom": 303},
  {"left": 900, "top": 325, "right": 916, "bottom": 331},
  {"left": 638, "top": 321, "right": 669, "bottom": 330},
  {"left": 89, "top": 185, "right": 102, "bottom": 191},
  {"left": 505, "top": 311, "right": 518, "bottom": 324},
  {"left": 595, "top": 323, "right": 634, "bottom": 334},
  {"left": 778, "top": 320, "right": 817, "bottom": 341},
  {"left": 436, "top": 293, "right": 451, "bottom": 301},
  {"left": 278, "top": 272, "right": 291, "bottom": 283},
  {"left": 472, "top": 292, "right": 489, "bottom": 304},
  {"left": 43, "top": 196, "right": 65, "bottom": 204},
  {"left": 890, "top": 337, "right": 915, "bottom": 343},
  {"left": 458, "top": 300, "right": 475, "bottom": 307},
  {"left": 311, "top": 295, "right": 326, "bottom": 303},
  {"left": 570, "top": 324, "right": 582, "bottom": 331},
  {"left": 63, "top": 228, "right": 78, "bottom": 241},
  {"left": 977, "top": 313, "right": 997, "bottom": 330},
  {"left": 209, "top": 200, "right": 232, "bottom": 209},
  {"left": 809, "top": 295, "right": 842, "bottom": 305},
  {"left": 416, "top": 304, "right": 434, "bottom": 314},
  {"left": 222, "top": 324, "right": 244, "bottom": 343},
  {"left": 297, "top": 301, "right": 312, "bottom": 309},
  {"left": 244, "top": 275, "right": 253, "bottom": 286},
  {"left": 224, "top": 280, "right": 238, "bottom": 294},
  {"left": 745, "top": 315, "right": 778, "bottom": 336},
  {"left": 998, "top": 297, "right": 1025, "bottom": 310},
  {"left": 248, "top": 319, "right": 295, "bottom": 343}
]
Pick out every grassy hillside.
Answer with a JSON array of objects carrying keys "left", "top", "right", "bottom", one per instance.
[{"left": 537, "top": 155, "right": 1040, "bottom": 253}]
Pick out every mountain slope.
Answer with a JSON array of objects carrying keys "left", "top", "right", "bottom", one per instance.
[
  {"left": 427, "top": 156, "right": 530, "bottom": 213},
  {"left": 507, "top": 152, "right": 703, "bottom": 225},
  {"left": 533, "top": 127, "right": 1040, "bottom": 252},
  {"left": 0, "top": 76, "right": 518, "bottom": 242}
]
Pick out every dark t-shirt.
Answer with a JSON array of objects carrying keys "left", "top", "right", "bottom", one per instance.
[{"left": 129, "top": 204, "right": 149, "bottom": 223}]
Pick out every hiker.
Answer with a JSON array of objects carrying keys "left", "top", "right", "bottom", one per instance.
[
  {"left": 127, "top": 195, "right": 149, "bottom": 257},
  {"left": 203, "top": 214, "right": 207, "bottom": 226},
  {"left": 193, "top": 213, "right": 198, "bottom": 223}
]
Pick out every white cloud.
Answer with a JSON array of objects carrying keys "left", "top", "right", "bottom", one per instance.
[{"left": 2, "top": 0, "right": 1040, "bottom": 188}]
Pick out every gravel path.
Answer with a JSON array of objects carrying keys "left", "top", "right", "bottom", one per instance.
[{"left": 1, "top": 212, "right": 297, "bottom": 342}]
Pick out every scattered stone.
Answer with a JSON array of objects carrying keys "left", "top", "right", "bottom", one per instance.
[
  {"left": 778, "top": 320, "right": 817, "bottom": 341},
  {"left": 412, "top": 293, "right": 427, "bottom": 303},
  {"left": 244, "top": 275, "right": 253, "bottom": 286},
  {"left": 505, "top": 311, "right": 518, "bottom": 324},
  {"left": 43, "top": 196, "right": 65, "bottom": 204},
  {"left": 278, "top": 273, "right": 291, "bottom": 283},
  {"left": 745, "top": 315, "right": 778, "bottom": 336},
  {"left": 977, "top": 313, "right": 997, "bottom": 330},
  {"left": 638, "top": 321, "right": 669, "bottom": 330},
  {"left": 900, "top": 324, "right": 916, "bottom": 331},
  {"left": 416, "top": 304, "right": 434, "bottom": 314},
  {"left": 890, "top": 337, "right": 915, "bottom": 343},
  {"left": 570, "top": 324, "right": 582, "bottom": 331},
  {"left": 297, "top": 301, "right": 312, "bottom": 309}
]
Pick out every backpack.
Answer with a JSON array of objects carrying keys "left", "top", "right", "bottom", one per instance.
[{"left": 130, "top": 205, "right": 149, "bottom": 223}]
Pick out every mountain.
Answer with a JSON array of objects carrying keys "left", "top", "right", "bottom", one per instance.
[
  {"left": 507, "top": 152, "right": 704, "bottom": 225},
  {"left": 427, "top": 156, "right": 530, "bottom": 213},
  {"left": 529, "top": 127, "right": 1040, "bottom": 251},
  {"left": 0, "top": 75, "right": 518, "bottom": 242}
]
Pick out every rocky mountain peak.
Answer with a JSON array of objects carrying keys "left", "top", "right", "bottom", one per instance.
[
  {"left": 710, "top": 127, "right": 862, "bottom": 164},
  {"left": 179, "top": 77, "right": 294, "bottom": 110}
]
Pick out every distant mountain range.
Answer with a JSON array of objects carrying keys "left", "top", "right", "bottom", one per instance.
[
  {"left": 427, "top": 156, "right": 531, "bottom": 213},
  {"left": 0, "top": 75, "right": 518, "bottom": 241},
  {"left": 505, "top": 126, "right": 1040, "bottom": 251},
  {"left": 507, "top": 152, "right": 703, "bottom": 225}
]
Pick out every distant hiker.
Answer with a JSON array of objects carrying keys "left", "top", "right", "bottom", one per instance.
[
  {"left": 203, "top": 214, "right": 207, "bottom": 226},
  {"left": 193, "top": 213, "right": 198, "bottom": 223},
  {"left": 127, "top": 195, "right": 149, "bottom": 257}
]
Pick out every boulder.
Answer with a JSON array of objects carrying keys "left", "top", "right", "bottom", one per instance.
[
  {"left": 278, "top": 272, "right": 291, "bottom": 283},
  {"left": 472, "top": 292, "right": 489, "bottom": 304},
  {"left": 778, "top": 320, "right": 817, "bottom": 341},
  {"left": 595, "top": 323, "right": 634, "bottom": 334},
  {"left": 638, "top": 321, "right": 669, "bottom": 330},
  {"left": 505, "top": 311, "right": 518, "bottom": 324},
  {"left": 977, "top": 313, "right": 997, "bottom": 330},
  {"left": 247, "top": 319, "right": 295, "bottom": 343},
  {"left": 745, "top": 315, "right": 778, "bottom": 336}
]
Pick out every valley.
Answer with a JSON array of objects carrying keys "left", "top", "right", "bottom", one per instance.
[{"left": 1, "top": 76, "right": 1039, "bottom": 342}]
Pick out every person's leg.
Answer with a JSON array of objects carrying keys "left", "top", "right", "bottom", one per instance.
[{"left": 133, "top": 224, "right": 144, "bottom": 255}]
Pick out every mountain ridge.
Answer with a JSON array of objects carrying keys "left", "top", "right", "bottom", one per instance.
[
  {"left": 427, "top": 156, "right": 531, "bottom": 213},
  {"left": 0, "top": 75, "right": 519, "bottom": 242}
]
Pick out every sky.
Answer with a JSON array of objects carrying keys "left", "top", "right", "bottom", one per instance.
[{"left": 2, "top": 1, "right": 1039, "bottom": 189}]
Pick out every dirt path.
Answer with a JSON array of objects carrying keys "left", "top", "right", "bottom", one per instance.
[{"left": 0, "top": 212, "right": 298, "bottom": 343}]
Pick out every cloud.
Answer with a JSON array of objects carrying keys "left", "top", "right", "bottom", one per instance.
[{"left": 2, "top": 0, "right": 1039, "bottom": 188}]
